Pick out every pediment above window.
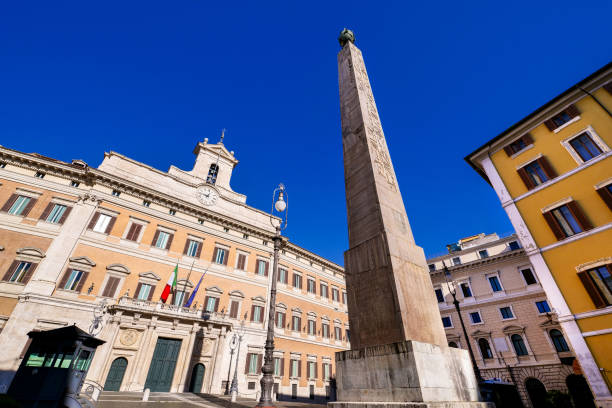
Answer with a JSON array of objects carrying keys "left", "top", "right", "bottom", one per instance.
[
  {"left": 276, "top": 302, "right": 287, "bottom": 311},
  {"left": 106, "top": 263, "right": 130, "bottom": 275},
  {"left": 139, "top": 271, "right": 161, "bottom": 281},
  {"left": 502, "top": 324, "right": 525, "bottom": 334},
  {"left": 16, "top": 247, "right": 45, "bottom": 259},
  {"left": 177, "top": 279, "right": 194, "bottom": 289},
  {"left": 206, "top": 285, "right": 223, "bottom": 294},
  {"left": 69, "top": 256, "right": 96, "bottom": 267},
  {"left": 251, "top": 295, "right": 266, "bottom": 304},
  {"left": 471, "top": 329, "right": 491, "bottom": 338},
  {"left": 229, "top": 290, "right": 245, "bottom": 298}
]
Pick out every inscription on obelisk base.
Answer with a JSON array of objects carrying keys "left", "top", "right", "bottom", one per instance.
[{"left": 328, "top": 30, "right": 493, "bottom": 408}]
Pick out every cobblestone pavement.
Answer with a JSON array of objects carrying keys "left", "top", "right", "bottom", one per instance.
[{"left": 96, "top": 392, "right": 328, "bottom": 408}]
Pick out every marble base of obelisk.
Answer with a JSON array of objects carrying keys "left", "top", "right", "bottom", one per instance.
[{"left": 329, "top": 340, "right": 493, "bottom": 408}]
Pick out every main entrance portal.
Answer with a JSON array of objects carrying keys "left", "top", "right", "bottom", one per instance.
[{"left": 144, "top": 338, "right": 182, "bottom": 392}]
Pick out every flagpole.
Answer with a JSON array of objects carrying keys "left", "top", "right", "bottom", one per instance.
[{"left": 180, "top": 259, "right": 196, "bottom": 309}]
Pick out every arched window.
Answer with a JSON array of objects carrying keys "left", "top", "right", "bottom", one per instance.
[
  {"left": 104, "top": 357, "right": 128, "bottom": 391},
  {"left": 550, "top": 329, "right": 570, "bottom": 352},
  {"left": 478, "top": 338, "right": 493, "bottom": 359},
  {"left": 448, "top": 341, "right": 458, "bottom": 348},
  {"left": 207, "top": 163, "right": 219, "bottom": 185},
  {"left": 511, "top": 334, "right": 528, "bottom": 356}
]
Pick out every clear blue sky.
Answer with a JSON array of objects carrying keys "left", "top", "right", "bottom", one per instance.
[{"left": 1, "top": 1, "right": 610, "bottom": 264}]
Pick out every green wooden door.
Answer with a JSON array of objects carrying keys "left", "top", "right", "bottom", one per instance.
[
  {"left": 144, "top": 338, "right": 182, "bottom": 392},
  {"left": 104, "top": 357, "right": 128, "bottom": 391},
  {"left": 189, "top": 363, "right": 205, "bottom": 393}
]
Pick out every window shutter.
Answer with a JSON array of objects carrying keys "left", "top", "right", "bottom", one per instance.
[
  {"left": 281, "top": 358, "right": 285, "bottom": 376},
  {"left": 105, "top": 216, "right": 116, "bottom": 234},
  {"left": 538, "top": 157, "right": 557, "bottom": 179},
  {"left": 134, "top": 283, "right": 142, "bottom": 298},
  {"left": 230, "top": 300, "right": 238, "bottom": 318},
  {"left": 577, "top": 271, "right": 606, "bottom": 308},
  {"left": 522, "top": 133, "right": 534, "bottom": 145},
  {"left": 87, "top": 212, "right": 100, "bottom": 230},
  {"left": 2, "top": 261, "right": 19, "bottom": 281},
  {"left": 0, "top": 194, "right": 19, "bottom": 212},
  {"left": 264, "top": 261, "right": 269, "bottom": 276},
  {"left": 102, "top": 277, "right": 120, "bottom": 297},
  {"left": 204, "top": 296, "right": 210, "bottom": 310},
  {"left": 566, "top": 104, "right": 580, "bottom": 118},
  {"left": 596, "top": 186, "right": 612, "bottom": 210},
  {"left": 237, "top": 254, "right": 245, "bottom": 270},
  {"left": 543, "top": 211, "right": 565, "bottom": 241},
  {"left": 75, "top": 271, "right": 89, "bottom": 293},
  {"left": 39, "top": 203, "right": 54, "bottom": 221},
  {"left": 298, "top": 317, "right": 302, "bottom": 331},
  {"left": 214, "top": 297, "right": 219, "bottom": 312},
  {"left": 544, "top": 119, "right": 557, "bottom": 131},
  {"left": 566, "top": 201, "right": 593, "bottom": 231},
  {"left": 603, "top": 82, "right": 612, "bottom": 95},
  {"left": 151, "top": 230, "right": 160, "bottom": 246},
  {"left": 58, "top": 268, "right": 72, "bottom": 290},
  {"left": 517, "top": 168, "right": 535, "bottom": 190},
  {"left": 250, "top": 305, "right": 255, "bottom": 321},
  {"left": 212, "top": 248, "right": 218, "bottom": 263},
  {"left": 298, "top": 360, "right": 302, "bottom": 378},
  {"left": 315, "top": 361, "right": 318, "bottom": 378},
  {"left": 195, "top": 242, "right": 202, "bottom": 258},
  {"left": 21, "top": 198, "right": 37, "bottom": 217},
  {"left": 147, "top": 285, "right": 155, "bottom": 301},
  {"left": 166, "top": 233, "right": 174, "bottom": 250},
  {"left": 182, "top": 292, "right": 190, "bottom": 307},
  {"left": 21, "top": 263, "right": 37, "bottom": 284},
  {"left": 257, "top": 354, "right": 263, "bottom": 373},
  {"left": 58, "top": 206, "right": 72, "bottom": 224},
  {"left": 183, "top": 240, "right": 190, "bottom": 255},
  {"left": 245, "top": 354, "right": 251, "bottom": 374},
  {"left": 282, "top": 313, "right": 286, "bottom": 327},
  {"left": 503, "top": 145, "right": 514, "bottom": 156}
]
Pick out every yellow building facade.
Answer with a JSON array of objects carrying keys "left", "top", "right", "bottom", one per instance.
[
  {"left": 467, "top": 63, "right": 612, "bottom": 406},
  {"left": 0, "top": 138, "right": 349, "bottom": 402}
]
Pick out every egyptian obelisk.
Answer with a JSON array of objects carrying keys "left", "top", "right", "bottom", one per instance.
[{"left": 331, "top": 29, "right": 491, "bottom": 408}]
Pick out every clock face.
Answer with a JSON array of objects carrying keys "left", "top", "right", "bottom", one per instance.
[{"left": 196, "top": 186, "right": 219, "bottom": 206}]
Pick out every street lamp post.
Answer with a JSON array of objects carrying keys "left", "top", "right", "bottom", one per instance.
[
  {"left": 257, "top": 183, "right": 288, "bottom": 408},
  {"left": 230, "top": 320, "right": 246, "bottom": 402},
  {"left": 225, "top": 333, "right": 238, "bottom": 395},
  {"left": 442, "top": 261, "right": 483, "bottom": 382}
]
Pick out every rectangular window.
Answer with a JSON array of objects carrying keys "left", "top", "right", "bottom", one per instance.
[
  {"left": 428, "top": 264, "right": 435, "bottom": 272},
  {"left": 307, "top": 278, "right": 316, "bottom": 294},
  {"left": 214, "top": 248, "right": 227, "bottom": 265},
  {"left": 9, "top": 262, "right": 32, "bottom": 283},
  {"left": 478, "top": 249, "right": 489, "bottom": 259},
  {"left": 125, "top": 222, "right": 143, "bottom": 242},
  {"left": 504, "top": 135, "right": 531, "bottom": 155},
  {"left": 111, "top": 190, "right": 121, "bottom": 197},
  {"left": 252, "top": 305, "right": 263, "bottom": 322},
  {"left": 320, "top": 283, "right": 328, "bottom": 298},
  {"left": 489, "top": 276, "right": 502, "bottom": 292},
  {"left": 460, "top": 283, "right": 472, "bottom": 298},
  {"left": 206, "top": 296, "right": 218, "bottom": 312},
  {"left": 101, "top": 276, "right": 120, "bottom": 298},
  {"left": 323, "top": 363, "right": 330, "bottom": 379},
  {"left": 308, "top": 320, "right": 316, "bottom": 335},
  {"left": 334, "top": 326, "right": 342, "bottom": 340},
  {"left": 469, "top": 312, "right": 482, "bottom": 324},
  {"left": 435, "top": 288, "right": 444, "bottom": 303},
  {"left": 442, "top": 316, "right": 452, "bottom": 328},
  {"left": 34, "top": 171, "right": 45, "bottom": 179},
  {"left": 332, "top": 288, "right": 339, "bottom": 302},
  {"left": 153, "top": 230, "right": 170, "bottom": 249},
  {"left": 293, "top": 273, "right": 302, "bottom": 289},
  {"left": 248, "top": 353, "right": 259, "bottom": 374},
  {"left": 142, "top": 200, "right": 150, "bottom": 207},
  {"left": 550, "top": 205, "right": 583, "bottom": 237},
  {"left": 174, "top": 290, "right": 186, "bottom": 306},
  {"left": 521, "top": 268, "right": 537, "bottom": 285},
  {"left": 308, "top": 361, "right": 315, "bottom": 379},
  {"left": 290, "top": 360, "right": 299, "bottom": 377},
  {"left": 509, "top": 241, "right": 520, "bottom": 251},
  {"left": 544, "top": 105, "right": 579, "bottom": 130},
  {"left": 536, "top": 300, "right": 551, "bottom": 313},
  {"left": 278, "top": 268, "right": 287, "bottom": 283},
  {"left": 322, "top": 323, "right": 329, "bottom": 338},
  {"left": 46, "top": 204, "right": 67, "bottom": 224},
  {"left": 275, "top": 312, "right": 285, "bottom": 328},
  {"left": 569, "top": 132, "right": 603, "bottom": 162},
  {"left": 256, "top": 260, "right": 268, "bottom": 276},
  {"left": 524, "top": 160, "right": 549, "bottom": 186},
  {"left": 274, "top": 357, "right": 282, "bottom": 376},
  {"left": 500, "top": 307, "right": 514, "bottom": 319},
  {"left": 583, "top": 266, "right": 612, "bottom": 307},
  {"left": 452, "top": 257, "right": 461, "bottom": 266},
  {"left": 342, "top": 292, "right": 347, "bottom": 304},
  {"left": 596, "top": 184, "right": 612, "bottom": 211},
  {"left": 92, "top": 213, "right": 113, "bottom": 234},
  {"left": 136, "top": 283, "right": 153, "bottom": 300},
  {"left": 292, "top": 316, "right": 301, "bottom": 331},
  {"left": 64, "top": 269, "right": 84, "bottom": 291},
  {"left": 229, "top": 300, "right": 239, "bottom": 318},
  {"left": 235, "top": 253, "right": 246, "bottom": 270},
  {"left": 169, "top": 209, "right": 176, "bottom": 215},
  {"left": 8, "top": 196, "right": 32, "bottom": 216},
  {"left": 186, "top": 240, "right": 200, "bottom": 257},
  {"left": 71, "top": 180, "right": 80, "bottom": 187}
]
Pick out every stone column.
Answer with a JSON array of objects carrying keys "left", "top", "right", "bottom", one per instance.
[{"left": 208, "top": 326, "right": 227, "bottom": 394}]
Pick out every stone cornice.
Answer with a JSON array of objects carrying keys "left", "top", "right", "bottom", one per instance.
[{"left": 429, "top": 248, "right": 527, "bottom": 277}]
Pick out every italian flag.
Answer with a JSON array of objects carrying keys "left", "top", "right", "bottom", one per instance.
[{"left": 160, "top": 264, "right": 178, "bottom": 303}]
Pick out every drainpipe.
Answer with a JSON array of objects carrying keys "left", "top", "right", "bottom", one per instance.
[{"left": 576, "top": 86, "right": 612, "bottom": 119}]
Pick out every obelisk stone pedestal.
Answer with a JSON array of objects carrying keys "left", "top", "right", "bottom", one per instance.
[{"left": 330, "top": 29, "right": 493, "bottom": 408}]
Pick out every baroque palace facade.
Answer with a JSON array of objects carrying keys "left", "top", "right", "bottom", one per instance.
[
  {"left": 0, "top": 138, "right": 349, "bottom": 399},
  {"left": 466, "top": 63, "right": 612, "bottom": 407},
  {"left": 428, "top": 233, "right": 586, "bottom": 408}
]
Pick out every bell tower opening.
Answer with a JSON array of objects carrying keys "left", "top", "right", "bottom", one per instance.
[{"left": 207, "top": 163, "right": 219, "bottom": 185}]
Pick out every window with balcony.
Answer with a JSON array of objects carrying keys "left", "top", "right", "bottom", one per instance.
[
  {"left": 135, "top": 283, "right": 154, "bottom": 300},
  {"left": 204, "top": 296, "right": 220, "bottom": 312}
]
